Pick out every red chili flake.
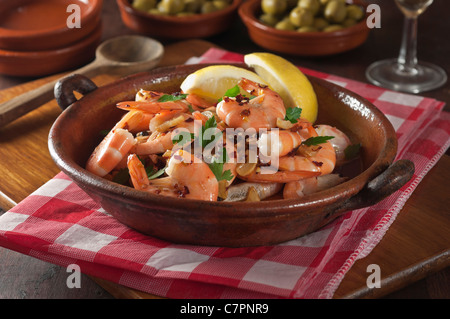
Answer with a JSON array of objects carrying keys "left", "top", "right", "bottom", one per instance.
[
  {"left": 290, "top": 125, "right": 303, "bottom": 132},
  {"left": 240, "top": 109, "right": 251, "bottom": 117},
  {"left": 175, "top": 184, "right": 189, "bottom": 198},
  {"left": 312, "top": 161, "right": 323, "bottom": 167},
  {"left": 235, "top": 94, "right": 249, "bottom": 105}
]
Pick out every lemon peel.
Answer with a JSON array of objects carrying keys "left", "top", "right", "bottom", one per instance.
[
  {"left": 180, "top": 65, "right": 267, "bottom": 101},
  {"left": 244, "top": 52, "right": 318, "bottom": 123}
]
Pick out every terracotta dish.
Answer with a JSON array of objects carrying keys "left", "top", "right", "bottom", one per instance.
[
  {"left": 0, "top": 0, "right": 103, "bottom": 51},
  {"left": 49, "top": 64, "right": 414, "bottom": 247},
  {"left": 0, "top": 24, "right": 102, "bottom": 77},
  {"left": 239, "top": 0, "right": 370, "bottom": 56},
  {"left": 116, "top": 0, "right": 242, "bottom": 39}
]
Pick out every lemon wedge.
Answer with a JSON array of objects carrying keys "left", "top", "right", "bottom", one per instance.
[
  {"left": 180, "top": 65, "right": 267, "bottom": 102},
  {"left": 244, "top": 52, "right": 318, "bottom": 123}
]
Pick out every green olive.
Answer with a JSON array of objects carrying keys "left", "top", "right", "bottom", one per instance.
[
  {"left": 297, "top": 25, "right": 318, "bottom": 32},
  {"left": 259, "top": 13, "right": 281, "bottom": 27},
  {"left": 157, "top": 0, "right": 185, "bottom": 14},
  {"left": 132, "top": 0, "right": 157, "bottom": 11},
  {"left": 275, "top": 17, "right": 296, "bottom": 30},
  {"left": 319, "top": 0, "right": 345, "bottom": 4},
  {"left": 261, "top": 0, "right": 287, "bottom": 15},
  {"left": 312, "top": 17, "right": 329, "bottom": 30},
  {"left": 342, "top": 18, "right": 357, "bottom": 27},
  {"left": 298, "top": 0, "right": 320, "bottom": 16},
  {"left": 149, "top": 8, "right": 164, "bottom": 14},
  {"left": 346, "top": 4, "right": 364, "bottom": 21},
  {"left": 324, "top": 0, "right": 347, "bottom": 23},
  {"left": 289, "top": 7, "right": 314, "bottom": 27},
  {"left": 323, "top": 24, "right": 343, "bottom": 32},
  {"left": 201, "top": 1, "right": 219, "bottom": 13},
  {"left": 183, "top": 0, "right": 204, "bottom": 13},
  {"left": 212, "top": 0, "right": 229, "bottom": 10}
]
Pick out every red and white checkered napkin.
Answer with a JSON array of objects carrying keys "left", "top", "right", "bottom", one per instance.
[{"left": 1, "top": 48, "right": 449, "bottom": 299}]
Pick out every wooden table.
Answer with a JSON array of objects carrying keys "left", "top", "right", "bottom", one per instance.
[{"left": 0, "top": 0, "right": 448, "bottom": 299}]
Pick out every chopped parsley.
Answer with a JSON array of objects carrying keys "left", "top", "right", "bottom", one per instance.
[
  {"left": 284, "top": 107, "right": 303, "bottom": 123},
  {"left": 344, "top": 143, "right": 361, "bottom": 160},
  {"left": 171, "top": 116, "right": 234, "bottom": 182},
  {"left": 302, "top": 135, "right": 334, "bottom": 146},
  {"left": 157, "top": 93, "right": 188, "bottom": 102},
  {"left": 208, "top": 148, "right": 234, "bottom": 182}
]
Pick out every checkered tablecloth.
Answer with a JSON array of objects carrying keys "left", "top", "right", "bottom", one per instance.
[{"left": 0, "top": 48, "right": 449, "bottom": 299}]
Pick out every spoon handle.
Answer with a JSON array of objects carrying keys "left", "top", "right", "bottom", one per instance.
[
  {"left": 0, "top": 61, "right": 102, "bottom": 128},
  {"left": 0, "top": 80, "right": 59, "bottom": 128}
]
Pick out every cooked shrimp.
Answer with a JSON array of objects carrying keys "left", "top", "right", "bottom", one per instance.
[
  {"left": 278, "top": 140, "right": 336, "bottom": 176},
  {"left": 166, "top": 150, "right": 219, "bottom": 201},
  {"left": 216, "top": 78, "right": 286, "bottom": 130},
  {"left": 185, "top": 93, "right": 216, "bottom": 110},
  {"left": 277, "top": 124, "right": 336, "bottom": 176},
  {"left": 283, "top": 174, "right": 348, "bottom": 199},
  {"left": 127, "top": 153, "right": 179, "bottom": 198},
  {"left": 257, "top": 120, "right": 313, "bottom": 158},
  {"left": 86, "top": 128, "right": 135, "bottom": 177},
  {"left": 135, "top": 111, "right": 211, "bottom": 155},
  {"left": 116, "top": 94, "right": 189, "bottom": 113},
  {"left": 127, "top": 151, "right": 219, "bottom": 201},
  {"left": 314, "top": 125, "right": 352, "bottom": 166}
]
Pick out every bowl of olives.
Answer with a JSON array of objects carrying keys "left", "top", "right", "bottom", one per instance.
[
  {"left": 117, "top": 0, "right": 242, "bottom": 39},
  {"left": 238, "top": 0, "right": 370, "bottom": 56}
]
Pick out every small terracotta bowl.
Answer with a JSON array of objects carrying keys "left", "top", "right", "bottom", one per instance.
[
  {"left": 239, "top": 0, "right": 370, "bottom": 56},
  {"left": 116, "top": 0, "right": 242, "bottom": 39},
  {"left": 0, "top": 0, "right": 103, "bottom": 51},
  {"left": 49, "top": 64, "right": 414, "bottom": 247},
  {"left": 0, "top": 24, "right": 101, "bottom": 77}
]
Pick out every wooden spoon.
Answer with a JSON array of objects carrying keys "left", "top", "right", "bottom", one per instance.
[{"left": 0, "top": 35, "right": 164, "bottom": 127}]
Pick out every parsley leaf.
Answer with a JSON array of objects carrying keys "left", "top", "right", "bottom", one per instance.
[
  {"left": 208, "top": 148, "right": 233, "bottom": 182},
  {"left": 284, "top": 107, "right": 302, "bottom": 123},
  {"left": 344, "top": 143, "right": 361, "bottom": 160},
  {"left": 200, "top": 116, "right": 222, "bottom": 148},
  {"left": 172, "top": 131, "right": 195, "bottom": 145},
  {"left": 112, "top": 168, "right": 130, "bottom": 185},
  {"left": 147, "top": 167, "right": 166, "bottom": 180},
  {"left": 217, "top": 85, "right": 240, "bottom": 102},
  {"left": 157, "top": 93, "right": 188, "bottom": 102},
  {"left": 224, "top": 85, "right": 241, "bottom": 98},
  {"left": 302, "top": 136, "right": 334, "bottom": 146}
]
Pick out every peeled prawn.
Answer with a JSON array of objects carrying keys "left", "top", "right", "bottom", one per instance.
[
  {"left": 257, "top": 120, "right": 313, "bottom": 158},
  {"left": 283, "top": 174, "right": 348, "bottom": 199},
  {"left": 216, "top": 78, "right": 286, "bottom": 130},
  {"left": 86, "top": 128, "right": 135, "bottom": 177},
  {"left": 128, "top": 150, "right": 219, "bottom": 201},
  {"left": 315, "top": 125, "right": 352, "bottom": 166}
]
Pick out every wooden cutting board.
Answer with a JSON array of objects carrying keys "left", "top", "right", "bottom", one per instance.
[{"left": 0, "top": 39, "right": 448, "bottom": 299}]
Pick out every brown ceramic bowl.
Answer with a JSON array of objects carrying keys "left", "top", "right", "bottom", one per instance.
[
  {"left": 116, "top": 0, "right": 242, "bottom": 39},
  {"left": 0, "top": 0, "right": 102, "bottom": 51},
  {"left": 0, "top": 23, "right": 101, "bottom": 77},
  {"left": 49, "top": 64, "right": 414, "bottom": 247},
  {"left": 239, "top": 0, "right": 370, "bottom": 56}
]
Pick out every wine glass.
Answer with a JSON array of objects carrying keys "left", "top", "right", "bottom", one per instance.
[{"left": 366, "top": 0, "right": 447, "bottom": 94}]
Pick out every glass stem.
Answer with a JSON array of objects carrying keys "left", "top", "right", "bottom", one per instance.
[{"left": 397, "top": 16, "right": 418, "bottom": 74}]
